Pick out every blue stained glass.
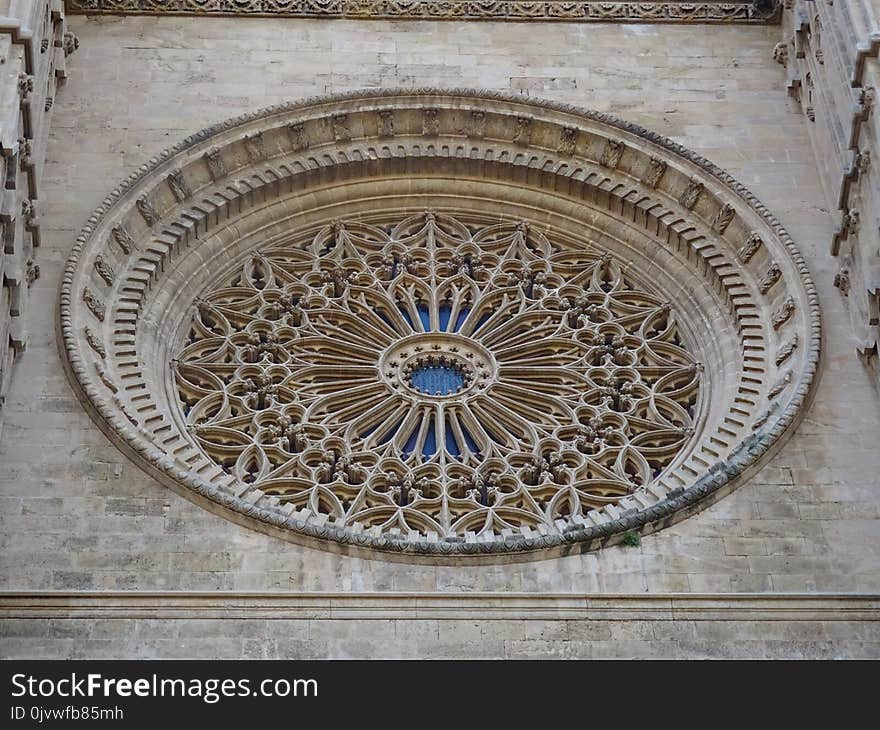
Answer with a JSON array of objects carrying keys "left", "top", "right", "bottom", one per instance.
[
  {"left": 375, "top": 309, "right": 393, "bottom": 328},
  {"left": 444, "top": 417, "right": 461, "bottom": 458},
  {"left": 398, "top": 306, "right": 414, "bottom": 330},
  {"left": 454, "top": 307, "right": 470, "bottom": 332},
  {"left": 417, "top": 303, "right": 431, "bottom": 330},
  {"left": 359, "top": 422, "right": 378, "bottom": 438},
  {"left": 423, "top": 421, "right": 437, "bottom": 457},
  {"left": 460, "top": 421, "right": 480, "bottom": 455},
  {"left": 403, "top": 424, "right": 419, "bottom": 455},
  {"left": 438, "top": 304, "right": 452, "bottom": 332},
  {"left": 474, "top": 312, "right": 492, "bottom": 332},
  {"left": 410, "top": 365, "right": 466, "bottom": 395},
  {"left": 378, "top": 416, "right": 404, "bottom": 445}
]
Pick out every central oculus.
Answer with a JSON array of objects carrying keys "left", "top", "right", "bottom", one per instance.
[{"left": 380, "top": 333, "right": 496, "bottom": 402}]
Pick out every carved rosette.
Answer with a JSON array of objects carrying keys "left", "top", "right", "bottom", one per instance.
[{"left": 58, "top": 90, "right": 820, "bottom": 560}]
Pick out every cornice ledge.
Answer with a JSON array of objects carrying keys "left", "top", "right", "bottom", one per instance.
[
  {"left": 64, "top": 1, "right": 782, "bottom": 25},
  {"left": 1, "top": 592, "right": 877, "bottom": 622}
]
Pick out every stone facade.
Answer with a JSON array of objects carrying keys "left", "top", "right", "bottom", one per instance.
[
  {"left": 0, "top": 10, "right": 879, "bottom": 658},
  {"left": 0, "top": 1, "right": 76, "bottom": 436},
  {"left": 775, "top": 1, "right": 880, "bottom": 371}
]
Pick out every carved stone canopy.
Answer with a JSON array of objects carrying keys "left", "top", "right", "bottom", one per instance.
[{"left": 59, "top": 90, "right": 819, "bottom": 561}]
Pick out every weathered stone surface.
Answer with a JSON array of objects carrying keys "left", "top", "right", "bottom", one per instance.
[{"left": 0, "top": 13, "right": 878, "bottom": 658}]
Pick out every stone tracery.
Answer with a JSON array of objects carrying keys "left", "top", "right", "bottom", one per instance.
[
  {"left": 175, "top": 212, "right": 701, "bottom": 539},
  {"left": 57, "top": 89, "right": 821, "bottom": 558}
]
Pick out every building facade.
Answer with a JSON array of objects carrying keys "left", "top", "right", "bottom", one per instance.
[{"left": 0, "top": 0, "right": 878, "bottom": 658}]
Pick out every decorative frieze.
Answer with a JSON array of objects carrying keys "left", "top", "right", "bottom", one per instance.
[{"left": 64, "top": 1, "right": 781, "bottom": 24}]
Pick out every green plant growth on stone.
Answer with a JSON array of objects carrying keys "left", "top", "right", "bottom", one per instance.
[{"left": 621, "top": 530, "right": 641, "bottom": 548}]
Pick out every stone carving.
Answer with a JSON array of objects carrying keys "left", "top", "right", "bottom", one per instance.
[
  {"left": 466, "top": 110, "right": 486, "bottom": 138},
  {"left": 63, "top": 32, "right": 80, "bottom": 56},
  {"left": 18, "top": 73, "right": 33, "bottom": 97},
  {"left": 204, "top": 148, "right": 226, "bottom": 180},
  {"left": 775, "top": 334, "right": 798, "bottom": 366},
  {"left": 95, "top": 362, "right": 118, "bottom": 393},
  {"left": 739, "top": 232, "right": 763, "bottom": 263},
  {"left": 679, "top": 178, "right": 704, "bottom": 210},
  {"left": 64, "top": 1, "right": 776, "bottom": 24},
  {"left": 83, "top": 287, "right": 106, "bottom": 321},
  {"left": 111, "top": 225, "right": 135, "bottom": 255},
  {"left": 93, "top": 255, "right": 115, "bottom": 286},
  {"left": 58, "top": 90, "right": 819, "bottom": 557},
  {"left": 17, "top": 137, "right": 33, "bottom": 168},
  {"left": 773, "top": 41, "right": 789, "bottom": 66},
  {"left": 45, "top": 97, "right": 54, "bottom": 113},
  {"left": 513, "top": 116, "right": 532, "bottom": 146},
  {"left": 643, "top": 156, "right": 667, "bottom": 188},
  {"left": 113, "top": 394, "right": 139, "bottom": 427},
  {"left": 423, "top": 108, "right": 440, "bottom": 137},
  {"left": 834, "top": 267, "right": 850, "bottom": 296},
  {"left": 768, "top": 371, "right": 792, "bottom": 400},
  {"left": 845, "top": 209, "right": 860, "bottom": 237},
  {"left": 176, "top": 212, "right": 701, "bottom": 539},
  {"left": 21, "top": 199, "right": 36, "bottom": 226},
  {"left": 759, "top": 262, "right": 782, "bottom": 294},
  {"left": 331, "top": 115, "right": 351, "bottom": 143},
  {"left": 167, "top": 170, "right": 190, "bottom": 202},
  {"left": 752, "top": 402, "right": 778, "bottom": 431},
  {"left": 599, "top": 139, "right": 625, "bottom": 169},
  {"left": 288, "top": 122, "right": 309, "bottom": 151},
  {"left": 378, "top": 110, "right": 394, "bottom": 138},
  {"left": 859, "top": 87, "right": 876, "bottom": 117},
  {"left": 558, "top": 126, "right": 579, "bottom": 155},
  {"left": 711, "top": 203, "right": 736, "bottom": 234},
  {"left": 40, "top": 38, "right": 49, "bottom": 53},
  {"left": 84, "top": 327, "right": 106, "bottom": 358},
  {"left": 244, "top": 132, "right": 266, "bottom": 160},
  {"left": 137, "top": 196, "right": 159, "bottom": 226},
  {"left": 26, "top": 261, "right": 40, "bottom": 287},
  {"left": 772, "top": 297, "right": 796, "bottom": 329}
]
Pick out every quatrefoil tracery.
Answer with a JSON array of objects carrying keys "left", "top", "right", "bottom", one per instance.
[{"left": 175, "top": 211, "right": 701, "bottom": 539}]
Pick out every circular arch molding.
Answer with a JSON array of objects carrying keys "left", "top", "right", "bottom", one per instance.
[{"left": 58, "top": 90, "right": 821, "bottom": 561}]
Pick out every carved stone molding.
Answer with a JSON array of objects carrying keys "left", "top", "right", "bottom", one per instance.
[
  {"left": 65, "top": 1, "right": 781, "bottom": 24},
  {"left": 1, "top": 591, "right": 876, "bottom": 621},
  {"left": 58, "top": 89, "right": 820, "bottom": 562}
]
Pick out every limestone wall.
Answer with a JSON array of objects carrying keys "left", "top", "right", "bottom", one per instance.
[
  {"left": 0, "top": 13, "right": 878, "bottom": 658},
  {"left": 0, "top": 0, "right": 76, "bottom": 436}
]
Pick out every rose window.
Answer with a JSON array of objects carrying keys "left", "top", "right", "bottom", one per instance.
[
  {"left": 59, "top": 91, "right": 819, "bottom": 557},
  {"left": 174, "top": 212, "right": 701, "bottom": 539}
]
